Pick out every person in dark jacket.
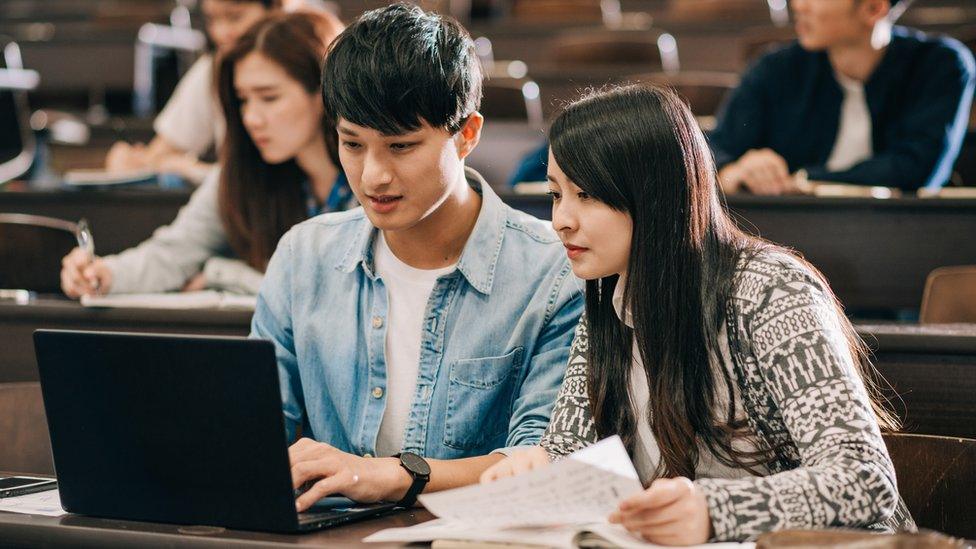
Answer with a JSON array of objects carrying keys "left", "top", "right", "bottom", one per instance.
[{"left": 710, "top": 0, "right": 975, "bottom": 194}]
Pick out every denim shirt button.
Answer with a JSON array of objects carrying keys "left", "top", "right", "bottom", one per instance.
[
  {"left": 363, "top": 453, "right": 373, "bottom": 458},
  {"left": 371, "top": 386, "right": 384, "bottom": 399},
  {"left": 372, "top": 316, "right": 384, "bottom": 329}
]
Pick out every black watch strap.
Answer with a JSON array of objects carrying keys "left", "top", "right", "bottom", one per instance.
[{"left": 394, "top": 452, "right": 430, "bottom": 507}]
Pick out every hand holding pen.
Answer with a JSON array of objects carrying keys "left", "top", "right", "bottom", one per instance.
[
  {"left": 60, "top": 218, "right": 114, "bottom": 299},
  {"left": 76, "top": 218, "right": 97, "bottom": 291}
]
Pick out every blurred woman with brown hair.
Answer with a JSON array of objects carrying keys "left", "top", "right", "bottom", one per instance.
[{"left": 61, "top": 11, "right": 351, "bottom": 298}]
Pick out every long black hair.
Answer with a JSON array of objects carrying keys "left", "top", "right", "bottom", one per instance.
[{"left": 549, "top": 85, "right": 898, "bottom": 479}]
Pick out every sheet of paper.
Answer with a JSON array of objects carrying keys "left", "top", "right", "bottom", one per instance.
[
  {"left": 418, "top": 436, "right": 643, "bottom": 529},
  {"left": 365, "top": 518, "right": 755, "bottom": 549},
  {"left": 63, "top": 168, "right": 157, "bottom": 186},
  {"left": 0, "top": 489, "right": 66, "bottom": 517},
  {"left": 582, "top": 524, "right": 754, "bottom": 549},
  {"left": 368, "top": 437, "right": 756, "bottom": 548},
  {"left": 364, "top": 517, "right": 581, "bottom": 546},
  {"left": 218, "top": 292, "right": 258, "bottom": 310},
  {"left": 81, "top": 291, "right": 256, "bottom": 311}
]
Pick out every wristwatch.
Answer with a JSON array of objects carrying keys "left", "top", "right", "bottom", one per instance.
[{"left": 394, "top": 451, "right": 431, "bottom": 507}]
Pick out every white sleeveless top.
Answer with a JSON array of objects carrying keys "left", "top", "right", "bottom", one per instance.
[{"left": 612, "top": 279, "right": 766, "bottom": 482}]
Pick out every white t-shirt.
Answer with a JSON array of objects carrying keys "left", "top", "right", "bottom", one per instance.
[
  {"left": 153, "top": 55, "right": 225, "bottom": 156},
  {"left": 373, "top": 233, "right": 457, "bottom": 457},
  {"left": 612, "top": 279, "right": 765, "bottom": 482},
  {"left": 825, "top": 71, "right": 873, "bottom": 173}
]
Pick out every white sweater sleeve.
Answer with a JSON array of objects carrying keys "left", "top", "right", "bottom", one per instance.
[{"left": 102, "top": 168, "right": 229, "bottom": 294}]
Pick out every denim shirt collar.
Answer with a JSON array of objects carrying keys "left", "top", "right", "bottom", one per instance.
[{"left": 336, "top": 167, "right": 506, "bottom": 295}]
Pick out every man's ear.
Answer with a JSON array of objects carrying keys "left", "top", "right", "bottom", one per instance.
[
  {"left": 861, "top": 0, "right": 890, "bottom": 26},
  {"left": 454, "top": 112, "right": 484, "bottom": 160}
]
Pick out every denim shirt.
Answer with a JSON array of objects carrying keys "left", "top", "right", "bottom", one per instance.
[{"left": 251, "top": 168, "right": 584, "bottom": 459}]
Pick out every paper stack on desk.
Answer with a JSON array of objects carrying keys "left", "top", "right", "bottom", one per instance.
[
  {"left": 0, "top": 490, "right": 65, "bottom": 517},
  {"left": 63, "top": 168, "right": 158, "bottom": 186},
  {"left": 81, "top": 290, "right": 256, "bottom": 311},
  {"left": 364, "top": 436, "right": 752, "bottom": 548}
]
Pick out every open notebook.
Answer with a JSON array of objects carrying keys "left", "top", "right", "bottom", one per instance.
[
  {"left": 80, "top": 291, "right": 256, "bottom": 311},
  {"left": 364, "top": 437, "right": 752, "bottom": 549},
  {"left": 63, "top": 169, "right": 158, "bottom": 187},
  {"left": 514, "top": 178, "right": 904, "bottom": 200}
]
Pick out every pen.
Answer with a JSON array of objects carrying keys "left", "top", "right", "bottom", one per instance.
[
  {"left": 75, "top": 218, "right": 99, "bottom": 293},
  {"left": 793, "top": 168, "right": 814, "bottom": 195}
]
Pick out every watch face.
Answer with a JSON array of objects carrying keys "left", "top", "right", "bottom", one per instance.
[{"left": 401, "top": 452, "right": 431, "bottom": 476}]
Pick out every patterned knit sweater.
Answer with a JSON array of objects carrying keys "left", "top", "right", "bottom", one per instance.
[{"left": 540, "top": 250, "right": 915, "bottom": 541}]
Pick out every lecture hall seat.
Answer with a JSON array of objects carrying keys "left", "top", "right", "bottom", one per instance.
[
  {"left": 626, "top": 71, "right": 739, "bottom": 117},
  {"left": 883, "top": 433, "right": 976, "bottom": 539},
  {"left": 666, "top": 0, "right": 781, "bottom": 24},
  {"left": 547, "top": 28, "right": 679, "bottom": 72},
  {"left": 510, "top": 0, "right": 619, "bottom": 25},
  {"left": 920, "top": 265, "right": 976, "bottom": 323},
  {"left": 480, "top": 77, "right": 545, "bottom": 129},
  {"left": 0, "top": 213, "right": 78, "bottom": 294}
]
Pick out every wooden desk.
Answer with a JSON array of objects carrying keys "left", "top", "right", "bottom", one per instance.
[
  {"left": 8, "top": 188, "right": 976, "bottom": 313},
  {"left": 5, "top": 187, "right": 976, "bottom": 312},
  {"left": 503, "top": 193, "right": 976, "bottom": 313},
  {"left": 728, "top": 195, "right": 976, "bottom": 312},
  {"left": 0, "top": 297, "right": 251, "bottom": 383},
  {"left": 0, "top": 504, "right": 433, "bottom": 548},
  {"left": 857, "top": 323, "right": 976, "bottom": 439}
]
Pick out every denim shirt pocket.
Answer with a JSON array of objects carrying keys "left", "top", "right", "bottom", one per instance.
[{"left": 443, "top": 347, "right": 524, "bottom": 451}]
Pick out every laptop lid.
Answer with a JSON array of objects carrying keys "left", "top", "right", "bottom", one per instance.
[{"left": 33, "top": 329, "right": 302, "bottom": 532}]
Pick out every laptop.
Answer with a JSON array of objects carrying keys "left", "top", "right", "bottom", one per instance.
[{"left": 33, "top": 329, "right": 399, "bottom": 533}]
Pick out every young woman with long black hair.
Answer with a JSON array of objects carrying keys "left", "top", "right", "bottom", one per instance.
[
  {"left": 61, "top": 11, "right": 350, "bottom": 297},
  {"left": 481, "top": 85, "right": 914, "bottom": 543}
]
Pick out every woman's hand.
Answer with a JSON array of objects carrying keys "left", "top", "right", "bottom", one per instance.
[
  {"left": 181, "top": 273, "right": 207, "bottom": 292},
  {"left": 105, "top": 141, "right": 150, "bottom": 172},
  {"left": 155, "top": 153, "right": 214, "bottom": 185},
  {"left": 479, "top": 446, "right": 550, "bottom": 483},
  {"left": 608, "top": 477, "right": 713, "bottom": 546},
  {"left": 60, "top": 247, "right": 113, "bottom": 298}
]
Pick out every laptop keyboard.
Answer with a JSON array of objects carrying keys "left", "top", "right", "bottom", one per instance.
[{"left": 298, "top": 509, "right": 344, "bottom": 525}]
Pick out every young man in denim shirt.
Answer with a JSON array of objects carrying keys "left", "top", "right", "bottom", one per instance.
[{"left": 251, "top": 3, "right": 583, "bottom": 510}]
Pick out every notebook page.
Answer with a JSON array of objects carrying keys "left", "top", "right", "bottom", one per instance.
[
  {"left": 80, "top": 291, "right": 255, "bottom": 310},
  {"left": 0, "top": 489, "right": 66, "bottom": 517},
  {"left": 417, "top": 436, "right": 643, "bottom": 529},
  {"left": 81, "top": 291, "right": 224, "bottom": 309}
]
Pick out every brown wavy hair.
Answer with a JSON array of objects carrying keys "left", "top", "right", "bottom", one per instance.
[{"left": 216, "top": 11, "right": 343, "bottom": 271}]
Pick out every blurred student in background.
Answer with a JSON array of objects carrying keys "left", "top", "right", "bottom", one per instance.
[
  {"left": 105, "top": 0, "right": 281, "bottom": 183},
  {"left": 61, "top": 11, "right": 351, "bottom": 298},
  {"left": 711, "top": 0, "right": 975, "bottom": 194}
]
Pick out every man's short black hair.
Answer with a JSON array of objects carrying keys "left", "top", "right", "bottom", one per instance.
[{"left": 321, "top": 3, "right": 482, "bottom": 135}]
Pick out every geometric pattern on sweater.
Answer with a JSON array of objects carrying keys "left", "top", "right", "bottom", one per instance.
[{"left": 540, "top": 249, "right": 915, "bottom": 541}]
